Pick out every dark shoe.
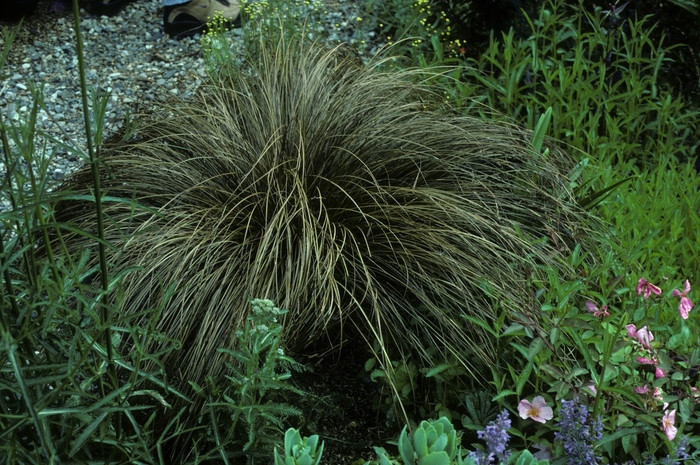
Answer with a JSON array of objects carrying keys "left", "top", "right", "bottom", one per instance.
[
  {"left": 86, "top": 0, "right": 135, "bottom": 16},
  {"left": 164, "top": 0, "right": 240, "bottom": 39}
]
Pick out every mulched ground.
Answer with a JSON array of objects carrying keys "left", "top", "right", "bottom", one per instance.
[{"left": 289, "top": 342, "right": 394, "bottom": 464}]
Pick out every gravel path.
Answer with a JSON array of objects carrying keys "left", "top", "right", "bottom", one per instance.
[{"left": 0, "top": 0, "right": 377, "bottom": 182}]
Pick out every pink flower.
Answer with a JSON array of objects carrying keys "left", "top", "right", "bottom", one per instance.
[
  {"left": 655, "top": 367, "right": 667, "bottom": 378},
  {"left": 672, "top": 280, "right": 694, "bottom": 319},
  {"left": 636, "top": 326, "right": 654, "bottom": 350},
  {"left": 634, "top": 385, "right": 649, "bottom": 394},
  {"left": 582, "top": 381, "right": 597, "bottom": 396},
  {"left": 662, "top": 410, "right": 677, "bottom": 441},
  {"left": 653, "top": 387, "right": 663, "bottom": 401},
  {"left": 637, "top": 356, "right": 657, "bottom": 365},
  {"left": 636, "top": 278, "right": 662, "bottom": 299},
  {"left": 585, "top": 300, "right": 609, "bottom": 318},
  {"left": 626, "top": 324, "right": 638, "bottom": 338},
  {"left": 518, "top": 396, "right": 554, "bottom": 424}
]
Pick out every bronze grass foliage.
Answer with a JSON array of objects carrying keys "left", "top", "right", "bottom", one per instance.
[{"left": 52, "top": 40, "right": 583, "bottom": 408}]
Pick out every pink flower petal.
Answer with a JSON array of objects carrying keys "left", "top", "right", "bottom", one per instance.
[
  {"left": 679, "top": 297, "right": 693, "bottom": 319},
  {"left": 636, "top": 326, "right": 653, "bottom": 349},
  {"left": 634, "top": 385, "right": 649, "bottom": 394},
  {"left": 531, "top": 396, "right": 548, "bottom": 409},
  {"left": 636, "top": 278, "right": 662, "bottom": 299},
  {"left": 585, "top": 300, "right": 597, "bottom": 313},
  {"left": 636, "top": 278, "right": 646, "bottom": 296},
  {"left": 518, "top": 397, "right": 552, "bottom": 423},
  {"left": 595, "top": 306, "right": 610, "bottom": 318},
  {"left": 583, "top": 381, "right": 597, "bottom": 396},
  {"left": 518, "top": 399, "right": 532, "bottom": 419},
  {"left": 538, "top": 405, "right": 554, "bottom": 421},
  {"left": 662, "top": 410, "right": 677, "bottom": 441}
]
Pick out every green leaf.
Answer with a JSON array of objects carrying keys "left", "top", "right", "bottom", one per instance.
[
  {"left": 568, "top": 367, "right": 590, "bottom": 379},
  {"left": 679, "top": 398, "right": 691, "bottom": 423},
  {"left": 68, "top": 411, "right": 108, "bottom": 457},
  {"left": 528, "top": 337, "right": 546, "bottom": 361},
  {"left": 578, "top": 176, "right": 635, "bottom": 209},
  {"left": 297, "top": 455, "right": 314, "bottom": 465},
  {"left": 417, "top": 451, "right": 450, "bottom": 465},
  {"left": 424, "top": 364, "right": 452, "bottom": 378},
  {"left": 516, "top": 361, "right": 534, "bottom": 395},
  {"left": 398, "top": 426, "right": 415, "bottom": 465},
  {"left": 672, "top": 371, "right": 685, "bottom": 381},
  {"left": 515, "top": 450, "right": 548, "bottom": 465},
  {"left": 667, "top": 0, "right": 698, "bottom": 15},
  {"left": 621, "top": 432, "right": 636, "bottom": 453},
  {"left": 549, "top": 327, "right": 560, "bottom": 346},
  {"left": 597, "top": 427, "right": 645, "bottom": 446},
  {"left": 491, "top": 390, "right": 517, "bottom": 402},
  {"left": 502, "top": 323, "right": 527, "bottom": 337},
  {"left": 531, "top": 107, "right": 552, "bottom": 153},
  {"left": 365, "top": 358, "right": 376, "bottom": 372},
  {"left": 379, "top": 452, "right": 394, "bottom": 465},
  {"left": 540, "top": 364, "right": 564, "bottom": 379},
  {"left": 562, "top": 317, "right": 594, "bottom": 330},
  {"left": 667, "top": 334, "right": 684, "bottom": 351}
]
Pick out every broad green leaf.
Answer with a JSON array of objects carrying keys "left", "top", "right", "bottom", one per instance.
[{"left": 531, "top": 107, "right": 552, "bottom": 153}]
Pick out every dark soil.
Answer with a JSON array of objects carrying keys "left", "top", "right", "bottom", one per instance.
[{"left": 289, "top": 342, "right": 394, "bottom": 465}]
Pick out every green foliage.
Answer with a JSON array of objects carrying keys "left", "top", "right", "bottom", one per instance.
[
  {"left": 458, "top": 450, "right": 551, "bottom": 465},
  {"left": 666, "top": 0, "right": 699, "bottom": 15},
  {"left": 445, "top": 0, "right": 699, "bottom": 170},
  {"left": 596, "top": 157, "right": 700, "bottom": 283},
  {"left": 490, "top": 259, "right": 700, "bottom": 461},
  {"left": 359, "top": 414, "right": 553, "bottom": 465},
  {"left": 361, "top": 0, "right": 461, "bottom": 58},
  {"left": 0, "top": 16, "right": 186, "bottom": 464},
  {"left": 461, "top": 391, "right": 502, "bottom": 432},
  {"left": 274, "top": 428, "right": 325, "bottom": 465},
  {"left": 201, "top": 11, "right": 238, "bottom": 75},
  {"left": 6, "top": 0, "right": 700, "bottom": 462},
  {"left": 397, "top": 417, "right": 459, "bottom": 465},
  {"left": 190, "top": 299, "right": 305, "bottom": 464},
  {"left": 2, "top": 9, "right": 307, "bottom": 463},
  {"left": 51, "top": 32, "right": 589, "bottom": 438},
  {"left": 240, "top": 0, "right": 330, "bottom": 54},
  {"left": 514, "top": 450, "right": 550, "bottom": 465}
]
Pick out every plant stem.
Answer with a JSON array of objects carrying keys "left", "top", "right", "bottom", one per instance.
[{"left": 70, "top": 0, "right": 120, "bottom": 435}]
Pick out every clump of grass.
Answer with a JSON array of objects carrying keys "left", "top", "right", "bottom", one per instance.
[{"left": 49, "top": 38, "right": 589, "bottom": 421}]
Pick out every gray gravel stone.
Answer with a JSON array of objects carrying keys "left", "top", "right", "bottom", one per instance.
[{"left": 1, "top": 0, "right": 381, "bottom": 186}]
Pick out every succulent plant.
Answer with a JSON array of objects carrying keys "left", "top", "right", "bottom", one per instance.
[
  {"left": 514, "top": 450, "right": 550, "bottom": 465},
  {"left": 398, "top": 417, "right": 459, "bottom": 465},
  {"left": 274, "top": 428, "right": 325, "bottom": 465}
]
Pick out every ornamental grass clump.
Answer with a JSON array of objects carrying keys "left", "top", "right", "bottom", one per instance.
[{"left": 49, "top": 39, "right": 588, "bottom": 416}]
